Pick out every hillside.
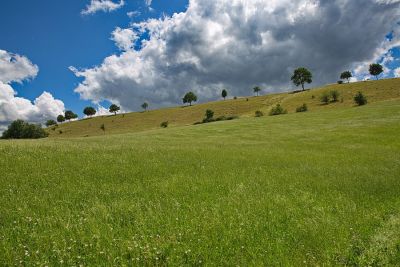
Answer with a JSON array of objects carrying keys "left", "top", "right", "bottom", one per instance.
[
  {"left": 1, "top": 99, "right": 400, "bottom": 265},
  {"left": 48, "top": 78, "right": 400, "bottom": 138}
]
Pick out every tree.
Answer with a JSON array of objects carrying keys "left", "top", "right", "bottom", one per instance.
[
  {"left": 221, "top": 89, "right": 228, "bottom": 100},
  {"left": 83, "top": 106, "right": 96, "bottom": 117},
  {"left": 340, "top": 71, "right": 352, "bottom": 83},
  {"left": 182, "top": 92, "right": 197, "bottom": 106},
  {"left": 45, "top": 120, "right": 57, "bottom": 127},
  {"left": 291, "top": 67, "right": 313, "bottom": 91},
  {"left": 57, "top": 115, "right": 65, "bottom": 123},
  {"left": 205, "top": 109, "right": 214, "bottom": 120},
  {"left": 1, "top": 120, "right": 48, "bottom": 139},
  {"left": 369, "top": 64, "right": 383, "bottom": 80},
  {"left": 330, "top": 90, "right": 340, "bottom": 102},
  {"left": 109, "top": 104, "right": 120, "bottom": 115},
  {"left": 253, "top": 86, "right": 261, "bottom": 96},
  {"left": 354, "top": 92, "right": 367, "bottom": 106},
  {"left": 64, "top": 110, "right": 78, "bottom": 121},
  {"left": 141, "top": 102, "right": 149, "bottom": 112}
]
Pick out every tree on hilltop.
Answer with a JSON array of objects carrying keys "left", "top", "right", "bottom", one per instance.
[
  {"left": 83, "top": 106, "right": 96, "bottom": 118},
  {"left": 291, "top": 67, "right": 312, "bottom": 91},
  {"left": 340, "top": 71, "right": 352, "bottom": 83},
  {"left": 183, "top": 92, "right": 198, "bottom": 106},
  {"left": 369, "top": 64, "right": 383, "bottom": 80},
  {"left": 253, "top": 86, "right": 261, "bottom": 96},
  {"left": 221, "top": 89, "right": 228, "bottom": 100},
  {"left": 109, "top": 104, "right": 120, "bottom": 115}
]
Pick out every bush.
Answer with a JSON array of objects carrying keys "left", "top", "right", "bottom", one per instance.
[
  {"left": 1, "top": 120, "right": 48, "bottom": 139},
  {"left": 337, "top": 80, "right": 343, "bottom": 84},
  {"left": 160, "top": 121, "right": 169, "bottom": 128},
  {"left": 320, "top": 92, "right": 330, "bottom": 104},
  {"left": 354, "top": 92, "right": 367, "bottom": 106},
  {"left": 45, "top": 120, "right": 57, "bottom": 127},
  {"left": 269, "top": 104, "right": 287, "bottom": 116},
  {"left": 255, "top": 110, "right": 264, "bottom": 117},
  {"left": 330, "top": 90, "right": 340, "bottom": 102},
  {"left": 234, "top": 96, "right": 237, "bottom": 100},
  {"left": 296, "top": 103, "right": 308, "bottom": 113}
]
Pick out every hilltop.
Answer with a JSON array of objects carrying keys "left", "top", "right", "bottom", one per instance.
[{"left": 48, "top": 78, "right": 400, "bottom": 137}]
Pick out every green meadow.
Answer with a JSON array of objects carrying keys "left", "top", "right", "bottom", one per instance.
[{"left": 1, "top": 94, "right": 400, "bottom": 265}]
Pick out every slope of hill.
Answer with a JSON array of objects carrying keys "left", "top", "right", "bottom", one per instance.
[
  {"left": 48, "top": 78, "right": 400, "bottom": 137},
  {"left": 1, "top": 99, "right": 400, "bottom": 265}
]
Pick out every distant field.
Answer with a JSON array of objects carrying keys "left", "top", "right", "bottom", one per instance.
[
  {"left": 1, "top": 99, "right": 400, "bottom": 265},
  {"left": 48, "top": 78, "right": 400, "bottom": 138}
]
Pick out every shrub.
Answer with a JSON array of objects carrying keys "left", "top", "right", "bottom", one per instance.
[
  {"left": 160, "top": 121, "right": 169, "bottom": 128},
  {"left": 320, "top": 92, "right": 330, "bottom": 104},
  {"left": 330, "top": 90, "right": 340, "bottom": 102},
  {"left": 100, "top": 124, "right": 105, "bottom": 132},
  {"left": 45, "top": 120, "right": 57, "bottom": 127},
  {"left": 234, "top": 96, "right": 237, "bottom": 100},
  {"left": 269, "top": 104, "right": 287, "bottom": 116},
  {"left": 337, "top": 80, "right": 343, "bottom": 84},
  {"left": 1, "top": 120, "right": 48, "bottom": 139},
  {"left": 296, "top": 103, "right": 308, "bottom": 113},
  {"left": 354, "top": 92, "right": 367, "bottom": 106},
  {"left": 255, "top": 110, "right": 264, "bottom": 117},
  {"left": 202, "top": 109, "right": 215, "bottom": 123}
]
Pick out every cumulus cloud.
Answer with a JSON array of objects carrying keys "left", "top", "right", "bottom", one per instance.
[
  {"left": 127, "top": 11, "right": 141, "bottom": 18},
  {"left": 82, "top": 0, "right": 125, "bottom": 15},
  {"left": 0, "top": 50, "right": 38, "bottom": 84},
  {"left": 71, "top": 0, "right": 400, "bottom": 111},
  {"left": 395, "top": 67, "right": 400, "bottom": 77},
  {"left": 111, "top": 27, "right": 139, "bottom": 51},
  {"left": 0, "top": 50, "right": 65, "bottom": 132}
]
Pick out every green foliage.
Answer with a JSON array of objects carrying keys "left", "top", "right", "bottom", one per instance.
[
  {"left": 320, "top": 92, "right": 330, "bottom": 104},
  {"left": 160, "top": 121, "right": 169, "bottom": 128},
  {"left": 337, "top": 80, "right": 343, "bottom": 84},
  {"left": 296, "top": 103, "right": 308, "bottom": 113},
  {"left": 141, "top": 102, "right": 149, "bottom": 111},
  {"left": 269, "top": 104, "right": 287, "bottom": 116},
  {"left": 340, "top": 71, "right": 352, "bottom": 83},
  {"left": 291, "top": 67, "right": 312, "bottom": 90},
  {"left": 109, "top": 104, "right": 120, "bottom": 115},
  {"left": 221, "top": 89, "right": 228, "bottom": 100},
  {"left": 1, "top": 120, "right": 48, "bottom": 139},
  {"left": 182, "top": 92, "right": 198, "bottom": 106},
  {"left": 57, "top": 115, "right": 65, "bottom": 123},
  {"left": 330, "top": 90, "right": 340, "bottom": 102},
  {"left": 83, "top": 107, "right": 96, "bottom": 117},
  {"left": 45, "top": 120, "right": 57, "bottom": 127},
  {"left": 64, "top": 110, "right": 78, "bottom": 121},
  {"left": 255, "top": 110, "right": 264, "bottom": 117},
  {"left": 253, "top": 86, "right": 261, "bottom": 96},
  {"left": 100, "top": 124, "right": 105, "bottom": 132},
  {"left": 354, "top": 92, "right": 367, "bottom": 106},
  {"left": 205, "top": 109, "right": 214, "bottom": 121},
  {"left": 369, "top": 64, "right": 383, "bottom": 80}
]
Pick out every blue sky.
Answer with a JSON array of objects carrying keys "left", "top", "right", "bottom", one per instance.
[
  {"left": 0, "top": 0, "right": 399, "bottom": 126},
  {"left": 0, "top": 0, "right": 188, "bottom": 115}
]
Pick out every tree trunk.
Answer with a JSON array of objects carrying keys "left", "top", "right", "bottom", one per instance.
[{"left": 301, "top": 83, "right": 305, "bottom": 91}]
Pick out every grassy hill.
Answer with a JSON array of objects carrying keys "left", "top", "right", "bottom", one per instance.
[
  {"left": 48, "top": 78, "right": 400, "bottom": 138},
  {"left": 1, "top": 98, "right": 400, "bottom": 265}
]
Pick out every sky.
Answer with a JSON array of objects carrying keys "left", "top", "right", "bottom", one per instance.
[{"left": 0, "top": 0, "right": 399, "bottom": 131}]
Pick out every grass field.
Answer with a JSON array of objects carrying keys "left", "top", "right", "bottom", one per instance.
[
  {"left": 1, "top": 98, "right": 400, "bottom": 265},
  {"left": 48, "top": 78, "right": 400, "bottom": 138}
]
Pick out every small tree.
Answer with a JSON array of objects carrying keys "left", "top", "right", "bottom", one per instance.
[
  {"left": 354, "top": 92, "right": 367, "bottom": 106},
  {"left": 1, "top": 120, "right": 48, "bottom": 139},
  {"left": 182, "top": 92, "right": 198, "bottom": 106},
  {"left": 203, "top": 109, "right": 215, "bottom": 123},
  {"left": 291, "top": 67, "right": 312, "bottom": 91},
  {"left": 253, "top": 86, "right": 261, "bottom": 96},
  {"left": 141, "top": 102, "right": 149, "bottom": 112},
  {"left": 160, "top": 121, "right": 169, "bottom": 128},
  {"left": 100, "top": 124, "right": 105, "bottom": 133},
  {"left": 269, "top": 104, "right": 287, "bottom": 116},
  {"left": 45, "top": 120, "right": 57, "bottom": 127},
  {"left": 330, "top": 90, "right": 340, "bottom": 102},
  {"left": 340, "top": 71, "right": 352, "bottom": 83},
  {"left": 109, "top": 104, "right": 120, "bottom": 115},
  {"left": 64, "top": 110, "right": 78, "bottom": 121},
  {"left": 57, "top": 115, "right": 65, "bottom": 123},
  {"left": 221, "top": 89, "right": 228, "bottom": 100},
  {"left": 83, "top": 106, "right": 96, "bottom": 117},
  {"left": 296, "top": 104, "right": 308, "bottom": 113},
  {"left": 320, "top": 92, "right": 330, "bottom": 104},
  {"left": 369, "top": 64, "right": 383, "bottom": 80},
  {"left": 255, "top": 110, "right": 264, "bottom": 117}
]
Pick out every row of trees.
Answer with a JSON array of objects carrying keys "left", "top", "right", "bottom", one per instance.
[{"left": 45, "top": 62, "right": 385, "bottom": 127}]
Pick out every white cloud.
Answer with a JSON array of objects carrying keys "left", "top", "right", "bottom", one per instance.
[
  {"left": 394, "top": 67, "right": 400, "bottom": 77},
  {"left": 145, "top": 0, "right": 152, "bottom": 7},
  {"left": 0, "top": 50, "right": 38, "bottom": 84},
  {"left": 0, "top": 50, "right": 65, "bottom": 132},
  {"left": 71, "top": 0, "right": 400, "bottom": 111},
  {"left": 111, "top": 27, "right": 138, "bottom": 51},
  {"left": 127, "top": 11, "right": 141, "bottom": 18},
  {"left": 82, "top": 0, "right": 125, "bottom": 15}
]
